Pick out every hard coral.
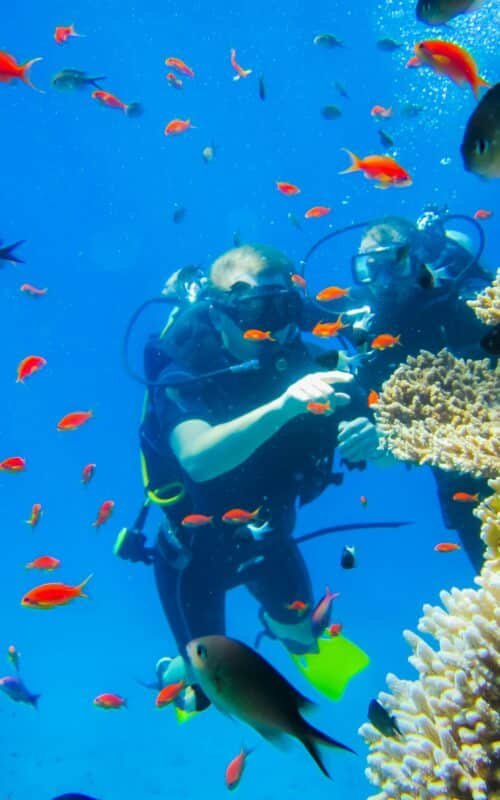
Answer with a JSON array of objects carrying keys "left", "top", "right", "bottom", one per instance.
[{"left": 467, "top": 270, "right": 500, "bottom": 327}]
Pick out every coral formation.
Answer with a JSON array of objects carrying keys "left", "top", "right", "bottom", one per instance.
[
  {"left": 360, "top": 479, "right": 500, "bottom": 800},
  {"left": 375, "top": 349, "right": 500, "bottom": 479},
  {"left": 467, "top": 270, "right": 500, "bottom": 327}
]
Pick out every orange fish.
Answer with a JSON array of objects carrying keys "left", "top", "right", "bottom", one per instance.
[
  {"left": 181, "top": 513, "right": 214, "bottom": 527},
  {"left": 367, "top": 389, "right": 379, "bottom": 407},
  {"left": 26, "top": 503, "right": 43, "bottom": 527},
  {"left": 473, "top": 209, "right": 493, "bottom": 220},
  {"left": 94, "top": 693, "right": 127, "bottom": 710},
  {"left": 164, "top": 118, "right": 193, "bottom": 136},
  {"left": 291, "top": 274, "right": 307, "bottom": 289},
  {"left": 81, "top": 463, "right": 96, "bottom": 484},
  {"left": 54, "top": 25, "right": 83, "bottom": 45},
  {"left": 360, "top": 495, "right": 368, "bottom": 507},
  {"left": 166, "top": 72, "right": 183, "bottom": 89},
  {"left": 26, "top": 556, "right": 60, "bottom": 571},
  {"left": 371, "top": 334, "right": 401, "bottom": 350},
  {"left": 276, "top": 181, "right": 301, "bottom": 196},
  {"left": 407, "top": 40, "right": 490, "bottom": 99},
  {"left": 452, "top": 492, "right": 479, "bottom": 503},
  {"left": 20, "top": 283, "right": 47, "bottom": 297},
  {"left": 340, "top": 150, "right": 412, "bottom": 189},
  {"left": 305, "top": 206, "right": 331, "bottom": 219},
  {"left": 315, "top": 286, "right": 349, "bottom": 302},
  {"left": 92, "top": 500, "right": 114, "bottom": 527},
  {"left": 225, "top": 747, "right": 252, "bottom": 791},
  {"left": 306, "top": 400, "right": 332, "bottom": 415},
  {"left": 57, "top": 410, "right": 93, "bottom": 431},
  {"left": 0, "top": 456, "right": 26, "bottom": 472},
  {"left": 242, "top": 329, "right": 275, "bottom": 342},
  {"left": 328, "top": 623, "right": 343, "bottom": 637},
  {"left": 222, "top": 507, "right": 261, "bottom": 525},
  {"left": 286, "top": 600, "right": 309, "bottom": 615},
  {"left": 370, "top": 105, "right": 392, "bottom": 118},
  {"left": 155, "top": 680, "right": 185, "bottom": 708},
  {"left": 165, "top": 57, "right": 195, "bottom": 78},
  {"left": 92, "top": 90, "right": 142, "bottom": 117},
  {"left": 312, "top": 316, "right": 346, "bottom": 338},
  {"left": 0, "top": 50, "right": 43, "bottom": 92},
  {"left": 230, "top": 48, "right": 252, "bottom": 80},
  {"left": 21, "top": 574, "right": 92, "bottom": 609},
  {"left": 16, "top": 355, "right": 47, "bottom": 383},
  {"left": 434, "top": 542, "right": 461, "bottom": 553}
]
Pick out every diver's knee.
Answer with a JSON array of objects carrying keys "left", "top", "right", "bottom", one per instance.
[{"left": 262, "top": 611, "right": 317, "bottom": 655}]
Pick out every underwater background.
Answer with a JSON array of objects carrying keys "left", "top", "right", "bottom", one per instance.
[{"left": 1, "top": 0, "right": 499, "bottom": 797}]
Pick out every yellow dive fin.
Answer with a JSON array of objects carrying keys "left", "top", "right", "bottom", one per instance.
[{"left": 291, "top": 634, "right": 370, "bottom": 701}]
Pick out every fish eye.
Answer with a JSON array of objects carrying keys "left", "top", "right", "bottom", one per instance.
[
  {"left": 474, "top": 138, "right": 488, "bottom": 156},
  {"left": 196, "top": 644, "right": 208, "bottom": 660}
]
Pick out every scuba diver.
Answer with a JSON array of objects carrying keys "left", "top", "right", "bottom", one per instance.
[
  {"left": 329, "top": 209, "right": 493, "bottom": 569},
  {"left": 121, "top": 244, "right": 376, "bottom": 713}
]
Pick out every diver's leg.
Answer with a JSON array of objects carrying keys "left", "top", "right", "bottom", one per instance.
[{"left": 432, "top": 467, "right": 486, "bottom": 570}]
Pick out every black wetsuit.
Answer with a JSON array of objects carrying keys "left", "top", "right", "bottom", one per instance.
[{"left": 143, "top": 301, "right": 361, "bottom": 656}]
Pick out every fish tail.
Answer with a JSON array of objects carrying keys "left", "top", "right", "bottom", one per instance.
[
  {"left": 300, "top": 720, "right": 356, "bottom": 778},
  {"left": 1, "top": 240, "right": 26, "bottom": 264},
  {"left": 21, "top": 58, "right": 45, "bottom": 93},
  {"left": 125, "top": 102, "right": 144, "bottom": 118},
  {"left": 339, "top": 149, "right": 361, "bottom": 174},
  {"left": 78, "top": 573, "right": 93, "bottom": 597},
  {"left": 31, "top": 693, "right": 41, "bottom": 709},
  {"left": 89, "top": 76, "right": 107, "bottom": 88},
  {"left": 472, "top": 75, "right": 490, "bottom": 99}
]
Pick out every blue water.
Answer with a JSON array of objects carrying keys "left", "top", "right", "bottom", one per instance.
[{"left": 1, "top": 1, "right": 498, "bottom": 797}]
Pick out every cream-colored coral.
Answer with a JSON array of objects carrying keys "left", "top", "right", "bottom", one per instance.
[
  {"left": 467, "top": 270, "right": 500, "bottom": 327},
  {"left": 359, "top": 479, "right": 500, "bottom": 800},
  {"left": 375, "top": 349, "right": 500, "bottom": 479}
]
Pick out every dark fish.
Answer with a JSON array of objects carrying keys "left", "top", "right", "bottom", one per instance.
[
  {"left": 0, "top": 675, "right": 40, "bottom": 707},
  {"left": 416, "top": 263, "right": 436, "bottom": 289},
  {"left": 52, "top": 69, "right": 106, "bottom": 91},
  {"left": 340, "top": 545, "right": 356, "bottom": 569},
  {"left": 416, "top": 0, "right": 485, "bottom": 25},
  {"left": 313, "top": 33, "right": 344, "bottom": 48},
  {"left": 401, "top": 103, "right": 423, "bottom": 118},
  {"left": 258, "top": 75, "right": 266, "bottom": 101},
  {"left": 376, "top": 38, "right": 402, "bottom": 52},
  {"left": 321, "top": 104, "right": 342, "bottom": 120},
  {"left": 461, "top": 83, "right": 500, "bottom": 179},
  {"left": 333, "top": 80, "right": 349, "bottom": 99},
  {"left": 287, "top": 212, "right": 302, "bottom": 230},
  {"left": 52, "top": 795, "right": 100, "bottom": 800},
  {"left": 368, "top": 699, "right": 402, "bottom": 737},
  {"left": 378, "top": 129, "right": 394, "bottom": 148},
  {"left": 480, "top": 323, "right": 500, "bottom": 356},
  {"left": 172, "top": 205, "right": 187, "bottom": 224},
  {"left": 186, "top": 635, "right": 355, "bottom": 778},
  {"left": 0, "top": 239, "right": 25, "bottom": 265},
  {"left": 233, "top": 231, "right": 242, "bottom": 247}
]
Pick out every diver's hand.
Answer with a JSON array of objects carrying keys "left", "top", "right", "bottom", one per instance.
[
  {"left": 280, "top": 370, "right": 353, "bottom": 419},
  {"left": 338, "top": 417, "right": 379, "bottom": 463}
]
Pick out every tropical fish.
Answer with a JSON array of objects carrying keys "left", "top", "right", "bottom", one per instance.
[
  {"left": 202, "top": 144, "right": 216, "bottom": 163},
  {"left": 434, "top": 542, "right": 461, "bottom": 552},
  {"left": 0, "top": 239, "right": 25, "bottom": 264},
  {"left": 378, "top": 129, "right": 394, "bottom": 148},
  {"left": 368, "top": 699, "right": 402, "bottom": 737},
  {"left": 473, "top": 209, "right": 493, "bottom": 220},
  {"left": 327, "top": 623, "right": 343, "bottom": 637},
  {"left": 305, "top": 206, "right": 331, "bottom": 219},
  {"left": 172, "top": 204, "right": 187, "bottom": 224},
  {"left": 371, "top": 333, "right": 401, "bottom": 350},
  {"left": 376, "top": 38, "right": 402, "bottom": 52},
  {"left": 186, "top": 635, "right": 354, "bottom": 777},
  {"left": 407, "top": 40, "right": 489, "bottom": 99},
  {"left": 452, "top": 491, "right": 479, "bottom": 502},
  {"left": 461, "top": 84, "right": 500, "bottom": 179},
  {"left": 306, "top": 400, "right": 333, "bottom": 415},
  {"left": 7, "top": 645, "right": 20, "bottom": 672},
  {"left": 321, "top": 105, "right": 342, "bottom": 120},
  {"left": 92, "top": 500, "right": 114, "bottom": 527},
  {"left": 401, "top": 102, "right": 423, "bottom": 118},
  {"left": 416, "top": 0, "right": 485, "bottom": 25},
  {"left": 181, "top": 513, "right": 214, "bottom": 527},
  {"left": 20, "top": 283, "right": 47, "bottom": 296},
  {"left": 360, "top": 495, "right": 368, "bottom": 507},
  {"left": 165, "top": 57, "right": 195, "bottom": 78},
  {"left": 166, "top": 72, "right": 183, "bottom": 89},
  {"left": 230, "top": 48, "right": 252, "bottom": 80},
  {"left": 367, "top": 389, "right": 379, "bottom": 407},
  {"left": 333, "top": 80, "right": 349, "bottom": 98},
  {"left": 92, "top": 90, "right": 142, "bottom": 116},
  {"left": 0, "top": 675, "right": 40, "bottom": 707},
  {"left": 26, "top": 503, "right": 43, "bottom": 527},
  {"left": 276, "top": 181, "right": 301, "bottom": 196},
  {"left": 311, "top": 586, "right": 339, "bottom": 636},
  {"left": 52, "top": 69, "right": 105, "bottom": 91},
  {"left": 0, "top": 456, "right": 26, "bottom": 472},
  {"left": 0, "top": 50, "right": 43, "bottom": 92},
  {"left": 313, "top": 33, "right": 343, "bottom": 48},
  {"left": 286, "top": 600, "right": 309, "bottom": 614},
  {"left": 21, "top": 575, "right": 92, "bottom": 609},
  {"left": 258, "top": 75, "right": 266, "bottom": 101},
  {"left": 316, "top": 286, "right": 349, "bottom": 301},
  {"left": 57, "top": 410, "right": 92, "bottom": 431},
  {"left": 54, "top": 25, "right": 84, "bottom": 45},
  {"left": 155, "top": 680, "right": 185, "bottom": 708},
  {"left": 340, "top": 545, "right": 356, "bottom": 569},
  {"left": 222, "top": 507, "right": 261, "bottom": 524},
  {"left": 287, "top": 212, "right": 302, "bottom": 230},
  {"left": 94, "top": 693, "right": 127, "bottom": 709},
  {"left": 291, "top": 274, "right": 306, "bottom": 289},
  {"left": 16, "top": 355, "right": 47, "bottom": 383},
  {"left": 340, "top": 150, "right": 412, "bottom": 189},
  {"left": 311, "top": 317, "right": 346, "bottom": 338},
  {"left": 370, "top": 105, "right": 392, "bottom": 118},
  {"left": 81, "top": 463, "right": 96, "bottom": 484},
  {"left": 225, "top": 747, "right": 253, "bottom": 790},
  {"left": 26, "top": 556, "right": 61, "bottom": 571},
  {"left": 243, "top": 329, "right": 276, "bottom": 341},
  {"left": 164, "top": 118, "right": 193, "bottom": 135}
]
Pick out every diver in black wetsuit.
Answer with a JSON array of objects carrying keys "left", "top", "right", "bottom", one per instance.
[
  {"left": 331, "top": 211, "right": 493, "bottom": 569},
  {"left": 139, "top": 244, "right": 374, "bottom": 705}
]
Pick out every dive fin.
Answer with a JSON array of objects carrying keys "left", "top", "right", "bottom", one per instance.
[{"left": 291, "top": 635, "right": 370, "bottom": 701}]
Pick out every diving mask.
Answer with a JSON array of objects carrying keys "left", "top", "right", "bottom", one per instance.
[
  {"left": 351, "top": 243, "right": 411, "bottom": 285},
  {"left": 213, "top": 282, "right": 303, "bottom": 332}
]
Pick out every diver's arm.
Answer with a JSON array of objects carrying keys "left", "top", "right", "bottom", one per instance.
[{"left": 170, "top": 371, "right": 353, "bottom": 482}]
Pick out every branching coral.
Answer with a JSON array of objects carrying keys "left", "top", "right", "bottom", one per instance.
[
  {"left": 360, "top": 479, "right": 500, "bottom": 800},
  {"left": 375, "top": 349, "right": 500, "bottom": 479},
  {"left": 467, "top": 270, "right": 500, "bottom": 327}
]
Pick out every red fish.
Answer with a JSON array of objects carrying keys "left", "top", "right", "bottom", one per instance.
[
  {"left": 473, "top": 209, "right": 493, "bottom": 220},
  {"left": 312, "top": 316, "right": 346, "bottom": 338},
  {"left": 276, "top": 181, "right": 301, "bottom": 196},
  {"left": 371, "top": 334, "right": 401, "bottom": 350},
  {"left": 311, "top": 586, "right": 339, "bottom": 636},
  {"left": 54, "top": 25, "right": 83, "bottom": 45},
  {"left": 287, "top": 600, "right": 309, "bottom": 615},
  {"left": 181, "top": 513, "right": 214, "bottom": 527},
  {"left": 367, "top": 389, "right": 379, "bottom": 407},
  {"left": 166, "top": 72, "right": 183, "bottom": 89},
  {"left": 291, "top": 274, "right": 307, "bottom": 289},
  {"left": 407, "top": 40, "right": 489, "bottom": 99},
  {"left": 316, "top": 286, "right": 349, "bottom": 301},
  {"left": 243, "top": 329, "right": 275, "bottom": 341},
  {"left": 0, "top": 456, "right": 26, "bottom": 472},
  {"left": 21, "top": 575, "right": 92, "bottom": 609},
  {"left": 94, "top": 693, "right": 127, "bottom": 709},
  {"left": 26, "top": 556, "right": 60, "bottom": 571},
  {"left": 452, "top": 492, "right": 479, "bottom": 503},
  {"left": 91, "top": 90, "right": 142, "bottom": 117},
  {"left": 370, "top": 105, "right": 392, "bottom": 118},
  {"left": 434, "top": 542, "right": 461, "bottom": 553},
  {"left": 92, "top": 500, "right": 114, "bottom": 527},
  {"left": 305, "top": 206, "right": 331, "bottom": 219},
  {"left": 155, "top": 680, "right": 185, "bottom": 708},
  {"left": 20, "top": 283, "right": 47, "bottom": 297},
  {"left": 222, "top": 507, "right": 261, "bottom": 525},
  {"left": 328, "top": 623, "right": 343, "bottom": 637},
  {"left": 16, "top": 355, "right": 47, "bottom": 383},
  {"left": 306, "top": 400, "right": 332, "bottom": 415},
  {"left": 26, "top": 503, "right": 42, "bottom": 527},
  {"left": 164, "top": 118, "right": 193, "bottom": 136},
  {"left": 57, "top": 410, "right": 93, "bottom": 431},
  {"left": 0, "top": 50, "right": 43, "bottom": 92},
  {"left": 81, "top": 463, "right": 96, "bottom": 484},
  {"left": 225, "top": 747, "right": 252, "bottom": 791},
  {"left": 230, "top": 48, "right": 252, "bottom": 80},
  {"left": 340, "top": 150, "right": 412, "bottom": 189},
  {"left": 165, "top": 57, "right": 195, "bottom": 78}
]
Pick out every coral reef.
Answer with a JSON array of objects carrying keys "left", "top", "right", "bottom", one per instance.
[
  {"left": 375, "top": 349, "right": 500, "bottom": 479},
  {"left": 467, "top": 270, "right": 500, "bottom": 327},
  {"left": 359, "top": 482, "right": 500, "bottom": 800}
]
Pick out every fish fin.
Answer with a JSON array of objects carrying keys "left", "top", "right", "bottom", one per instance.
[
  {"left": 89, "top": 76, "right": 107, "bottom": 88},
  {"left": 233, "top": 75, "right": 241, "bottom": 81},
  {"left": 31, "top": 693, "right": 41, "bottom": 709},
  {"left": 472, "top": 75, "right": 490, "bottom": 99},
  {"left": 339, "top": 149, "right": 361, "bottom": 174},
  {"left": 406, "top": 55, "right": 421, "bottom": 68},
  {"left": 432, "top": 54, "right": 452, "bottom": 66},
  {"left": 78, "top": 573, "right": 93, "bottom": 597},
  {"left": 21, "top": 58, "right": 45, "bottom": 93},
  {"left": 374, "top": 182, "right": 390, "bottom": 190},
  {"left": 300, "top": 719, "right": 356, "bottom": 778},
  {"left": 0, "top": 240, "right": 25, "bottom": 264}
]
